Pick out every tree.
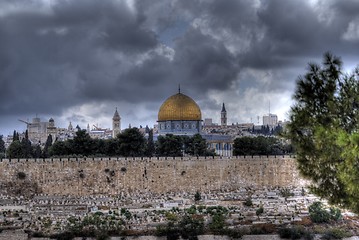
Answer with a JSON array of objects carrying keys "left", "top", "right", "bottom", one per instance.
[
  {"left": 42, "top": 134, "right": 53, "bottom": 158},
  {"left": 117, "top": 127, "right": 146, "bottom": 157},
  {"left": 103, "top": 138, "right": 119, "bottom": 156},
  {"left": 184, "top": 134, "right": 208, "bottom": 156},
  {"left": 287, "top": 52, "right": 359, "bottom": 213},
  {"left": 194, "top": 191, "right": 201, "bottom": 201},
  {"left": 69, "top": 130, "right": 94, "bottom": 156},
  {"left": 6, "top": 140, "right": 22, "bottom": 158},
  {"left": 21, "top": 130, "right": 33, "bottom": 158},
  {"left": 49, "top": 141, "right": 71, "bottom": 156},
  {"left": 33, "top": 144, "right": 42, "bottom": 158},
  {"left": 0, "top": 135, "right": 5, "bottom": 158},
  {"left": 145, "top": 129, "right": 155, "bottom": 157},
  {"left": 233, "top": 136, "right": 291, "bottom": 156},
  {"left": 12, "top": 130, "right": 19, "bottom": 141},
  {"left": 156, "top": 134, "right": 183, "bottom": 157}
]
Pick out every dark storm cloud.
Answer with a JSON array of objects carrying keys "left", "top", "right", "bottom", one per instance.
[
  {"left": 0, "top": 0, "right": 158, "bottom": 116},
  {"left": 1, "top": 0, "right": 359, "bottom": 134},
  {"left": 173, "top": 27, "right": 239, "bottom": 95}
]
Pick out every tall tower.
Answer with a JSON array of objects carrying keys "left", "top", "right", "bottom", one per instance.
[
  {"left": 46, "top": 118, "right": 57, "bottom": 141},
  {"left": 112, "top": 108, "right": 121, "bottom": 138},
  {"left": 221, "top": 103, "right": 227, "bottom": 126}
]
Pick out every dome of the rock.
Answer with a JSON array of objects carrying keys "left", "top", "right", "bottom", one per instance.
[
  {"left": 157, "top": 91, "right": 202, "bottom": 135},
  {"left": 158, "top": 93, "right": 202, "bottom": 121}
]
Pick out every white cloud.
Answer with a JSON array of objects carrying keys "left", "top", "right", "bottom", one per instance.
[{"left": 342, "top": 18, "right": 359, "bottom": 41}]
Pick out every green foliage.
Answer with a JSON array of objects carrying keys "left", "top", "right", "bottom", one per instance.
[
  {"left": 209, "top": 213, "right": 226, "bottom": 233},
  {"left": 156, "top": 133, "right": 213, "bottom": 157},
  {"left": 60, "top": 212, "right": 122, "bottom": 239},
  {"left": 70, "top": 130, "right": 95, "bottom": 156},
  {"left": 34, "top": 145, "right": 42, "bottom": 158},
  {"left": 278, "top": 226, "right": 313, "bottom": 240},
  {"left": 120, "top": 208, "right": 132, "bottom": 220},
  {"left": 6, "top": 140, "right": 22, "bottom": 158},
  {"left": 309, "top": 202, "right": 330, "bottom": 223},
  {"left": 329, "top": 207, "right": 342, "bottom": 221},
  {"left": 256, "top": 206, "right": 264, "bottom": 216},
  {"left": 280, "top": 188, "right": 295, "bottom": 199},
  {"left": 186, "top": 205, "right": 197, "bottom": 215},
  {"left": 205, "top": 206, "right": 228, "bottom": 216},
  {"left": 48, "top": 141, "right": 71, "bottom": 156},
  {"left": 117, "top": 128, "right": 146, "bottom": 157},
  {"left": 321, "top": 228, "right": 351, "bottom": 239},
  {"left": 6, "top": 130, "right": 36, "bottom": 158},
  {"left": 13, "top": 130, "right": 19, "bottom": 141},
  {"left": 156, "top": 214, "right": 204, "bottom": 240},
  {"left": 156, "top": 134, "right": 183, "bottom": 157},
  {"left": 308, "top": 202, "right": 341, "bottom": 223},
  {"left": 184, "top": 134, "right": 208, "bottom": 156},
  {"left": 233, "top": 136, "right": 291, "bottom": 156},
  {"left": 179, "top": 214, "right": 204, "bottom": 238},
  {"left": 194, "top": 191, "right": 201, "bottom": 201},
  {"left": 43, "top": 127, "right": 212, "bottom": 158},
  {"left": 155, "top": 221, "right": 180, "bottom": 239},
  {"left": 42, "top": 134, "right": 53, "bottom": 158},
  {"left": 0, "top": 135, "right": 5, "bottom": 157},
  {"left": 243, "top": 197, "right": 253, "bottom": 207},
  {"left": 287, "top": 52, "right": 359, "bottom": 213},
  {"left": 145, "top": 129, "right": 155, "bottom": 157},
  {"left": 249, "top": 224, "right": 277, "bottom": 234}
]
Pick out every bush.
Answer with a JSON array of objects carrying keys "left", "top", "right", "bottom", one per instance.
[
  {"left": 278, "top": 226, "right": 308, "bottom": 239},
  {"left": 209, "top": 213, "right": 226, "bottom": 233},
  {"left": 250, "top": 223, "right": 276, "bottom": 234},
  {"left": 256, "top": 206, "right": 264, "bottom": 216},
  {"left": 244, "top": 197, "right": 253, "bottom": 207},
  {"left": 194, "top": 191, "right": 201, "bottom": 201},
  {"left": 280, "top": 188, "right": 295, "bottom": 199},
  {"left": 329, "top": 207, "right": 342, "bottom": 221},
  {"left": 308, "top": 202, "right": 342, "bottom": 223},
  {"left": 321, "top": 228, "right": 351, "bottom": 239}
]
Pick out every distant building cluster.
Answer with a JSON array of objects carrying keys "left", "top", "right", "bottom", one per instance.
[
  {"left": 15, "top": 110, "right": 121, "bottom": 146},
  {"left": 5, "top": 88, "right": 289, "bottom": 156}
]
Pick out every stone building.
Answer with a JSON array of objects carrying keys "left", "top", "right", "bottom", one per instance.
[{"left": 263, "top": 113, "right": 278, "bottom": 127}]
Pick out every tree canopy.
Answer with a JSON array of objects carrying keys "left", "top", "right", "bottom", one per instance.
[
  {"left": 287, "top": 52, "right": 359, "bottom": 213},
  {"left": 5, "top": 128, "right": 214, "bottom": 159},
  {"left": 233, "top": 136, "right": 292, "bottom": 156}
]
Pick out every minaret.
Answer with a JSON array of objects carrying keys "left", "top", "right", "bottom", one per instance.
[
  {"left": 112, "top": 108, "right": 121, "bottom": 138},
  {"left": 221, "top": 103, "right": 227, "bottom": 126}
]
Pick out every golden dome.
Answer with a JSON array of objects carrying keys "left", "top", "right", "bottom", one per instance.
[{"left": 158, "top": 93, "right": 202, "bottom": 121}]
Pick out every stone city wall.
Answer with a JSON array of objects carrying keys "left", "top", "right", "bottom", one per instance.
[{"left": 0, "top": 156, "right": 306, "bottom": 196}]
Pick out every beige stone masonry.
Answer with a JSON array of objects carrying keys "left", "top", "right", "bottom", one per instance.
[{"left": 0, "top": 156, "right": 305, "bottom": 196}]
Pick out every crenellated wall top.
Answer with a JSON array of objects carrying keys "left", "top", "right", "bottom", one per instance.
[{"left": 0, "top": 155, "right": 295, "bottom": 164}]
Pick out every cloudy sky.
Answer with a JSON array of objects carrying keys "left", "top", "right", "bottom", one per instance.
[{"left": 1, "top": 0, "right": 359, "bottom": 136}]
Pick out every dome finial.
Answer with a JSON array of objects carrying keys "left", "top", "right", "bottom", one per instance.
[{"left": 178, "top": 84, "right": 181, "bottom": 94}]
